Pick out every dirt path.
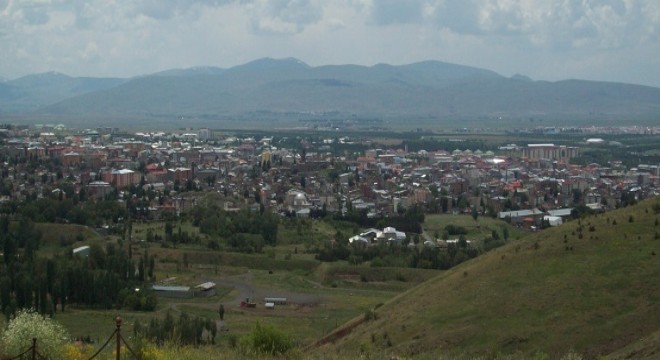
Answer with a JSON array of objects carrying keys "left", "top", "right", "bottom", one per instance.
[{"left": 202, "top": 272, "right": 323, "bottom": 307}]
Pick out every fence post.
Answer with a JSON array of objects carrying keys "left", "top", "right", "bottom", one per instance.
[
  {"left": 32, "top": 337, "right": 37, "bottom": 360},
  {"left": 116, "top": 317, "right": 122, "bottom": 360}
]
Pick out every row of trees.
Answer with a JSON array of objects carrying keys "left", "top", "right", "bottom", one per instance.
[
  {"left": 315, "top": 231, "right": 508, "bottom": 271},
  {"left": 1, "top": 196, "right": 127, "bottom": 228},
  {"left": 338, "top": 204, "right": 425, "bottom": 234},
  {"left": 190, "top": 198, "right": 279, "bottom": 249},
  {"left": 0, "top": 215, "right": 156, "bottom": 319}
]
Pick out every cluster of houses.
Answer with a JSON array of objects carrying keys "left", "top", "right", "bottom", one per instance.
[
  {"left": 0, "top": 124, "right": 658, "bottom": 231},
  {"left": 348, "top": 226, "right": 407, "bottom": 246}
]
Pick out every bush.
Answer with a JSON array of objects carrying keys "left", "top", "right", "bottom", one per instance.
[
  {"left": 239, "top": 322, "right": 293, "bottom": 356},
  {"left": 364, "top": 310, "right": 377, "bottom": 321},
  {"left": 445, "top": 224, "right": 468, "bottom": 235},
  {"left": 1, "top": 309, "right": 69, "bottom": 360}
]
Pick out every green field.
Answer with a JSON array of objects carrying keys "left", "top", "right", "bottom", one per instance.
[
  {"left": 41, "top": 239, "right": 439, "bottom": 351},
  {"left": 423, "top": 213, "right": 526, "bottom": 242},
  {"left": 35, "top": 222, "right": 107, "bottom": 257},
  {"left": 48, "top": 268, "right": 428, "bottom": 350}
]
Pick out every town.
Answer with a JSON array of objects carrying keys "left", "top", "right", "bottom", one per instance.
[
  {"left": 1, "top": 124, "right": 658, "bottom": 240},
  {"left": 0, "top": 126, "right": 660, "bottom": 229}
]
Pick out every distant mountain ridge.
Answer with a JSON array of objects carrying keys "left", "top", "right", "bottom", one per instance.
[
  {"left": 2, "top": 58, "right": 659, "bottom": 122},
  {"left": 0, "top": 72, "right": 126, "bottom": 113},
  {"left": 150, "top": 66, "right": 225, "bottom": 77}
]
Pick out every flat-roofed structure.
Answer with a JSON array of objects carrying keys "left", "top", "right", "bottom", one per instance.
[
  {"left": 152, "top": 285, "right": 193, "bottom": 299},
  {"left": 522, "top": 144, "right": 579, "bottom": 162}
]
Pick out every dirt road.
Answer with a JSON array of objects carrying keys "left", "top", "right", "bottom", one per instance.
[{"left": 203, "top": 272, "right": 322, "bottom": 307}]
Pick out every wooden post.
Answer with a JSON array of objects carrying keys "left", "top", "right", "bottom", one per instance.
[
  {"left": 116, "top": 316, "right": 122, "bottom": 360},
  {"left": 32, "top": 337, "right": 37, "bottom": 360}
]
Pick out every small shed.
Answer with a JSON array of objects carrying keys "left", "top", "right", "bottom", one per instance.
[
  {"left": 264, "top": 297, "right": 287, "bottom": 305},
  {"left": 193, "top": 282, "right": 217, "bottom": 297},
  {"left": 543, "top": 215, "right": 563, "bottom": 227},
  {"left": 73, "top": 246, "right": 91, "bottom": 257},
  {"left": 152, "top": 285, "right": 193, "bottom": 299},
  {"left": 265, "top": 302, "right": 275, "bottom": 309}
]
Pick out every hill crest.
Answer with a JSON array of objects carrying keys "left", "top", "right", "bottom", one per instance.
[{"left": 315, "top": 197, "right": 660, "bottom": 358}]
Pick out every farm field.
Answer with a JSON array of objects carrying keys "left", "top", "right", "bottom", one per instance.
[
  {"left": 46, "top": 243, "right": 442, "bottom": 349},
  {"left": 13, "top": 201, "right": 658, "bottom": 359},
  {"left": 20, "top": 212, "right": 524, "bottom": 350}
]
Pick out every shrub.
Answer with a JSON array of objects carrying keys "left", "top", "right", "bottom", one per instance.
[
  {"left": 445, "top": 224, "right": 468, "bottom": 235},
  {"left": 239, "top": 322, "right": 292, "bottom": 356},
  {"left": 227, "top": 334, "right": 238, "bottom": 348},
  {"left": 364, "top": 310, "right": 377, "bottom": 321},
  {"left": 1, "top": 310, "right": 69, "bottom": 360}
]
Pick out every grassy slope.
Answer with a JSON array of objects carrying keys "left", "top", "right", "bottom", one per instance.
[
  {"left": 35, "top": 223, "right": 105, "bottom": 257},
  {"left": 423, "top": 213, "right": 526, "bottom": 241},
  {"left": 315, "top": 197, "right": 660, "bottom": 358}
]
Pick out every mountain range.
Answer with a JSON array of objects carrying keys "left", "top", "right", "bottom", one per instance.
[{"left": 1, "top": 58, "right": 659, "bottom": 124}]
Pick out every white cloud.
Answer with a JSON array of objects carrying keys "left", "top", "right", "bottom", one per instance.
[
  {"left": 247, "top": 0, "right": 324, "bottom": 35},
  {"left": 0, "top": 0, "right": 658, "bottom": 87}
]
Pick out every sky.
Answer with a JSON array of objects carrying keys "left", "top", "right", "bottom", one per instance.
[{"left": 1, "top": 0, "right": 659, "bottom": 87}]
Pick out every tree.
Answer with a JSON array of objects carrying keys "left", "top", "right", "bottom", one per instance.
[
  {"left": 471, "top": 206, "right": 479, "bottom": 225},
  {"left": 429, "top": 184, "right": 439, "bottom": 198},
  {"left": 456, "top": 195, "right": 468, "bottom": 211},
  {"left": 138, "top": 257, "right": 145, "bottom": 282},
  {"left": 396, "top": 202, "right": 406, "bottom": 215},
  {"left": 208, "top": 318, "right": 218, "bottom": 344},
  {"left": 572, "top": 189, "right": 583, "bottom": 205},
  {"left": 148, "top": 256, "right": 155, "bottom": 280},
  {"left": 165, "top": 221, "right": 173, "bottom": 242},
  {"left": 1, "top": 309, "right": 69, "bottom": 360},
  {"left": 260, "top": 212, "right": 279, "bottom": 246},
  {"left": 502, "top": 226, "right": 510, "bottom": 241}
]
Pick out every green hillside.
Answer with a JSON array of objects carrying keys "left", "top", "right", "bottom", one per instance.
[{"left": 314, "top": 197, "right": 660, "bottom": 359}]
